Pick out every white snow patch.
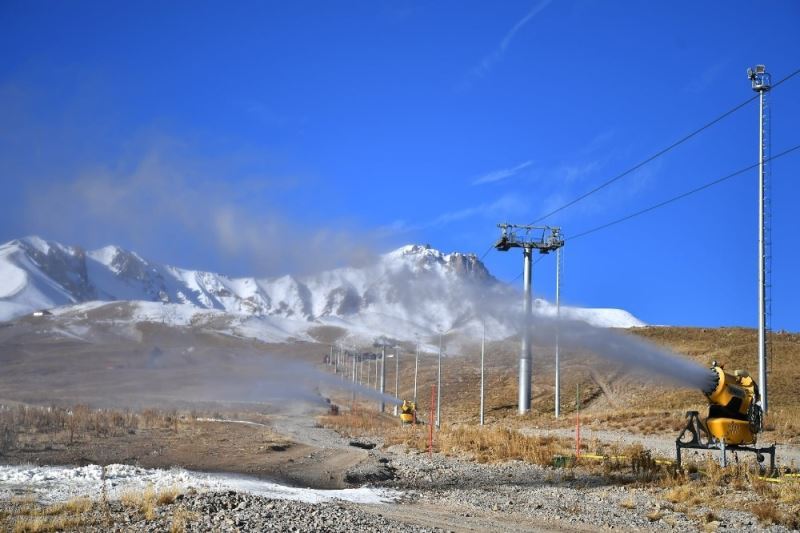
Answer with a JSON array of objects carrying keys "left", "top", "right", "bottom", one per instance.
[
  {"left": 0, "top": 260, "right": 27, "bottom": 299},
  {"left": 0, "top": 302, "right": 31, "bottom": 322},
  {"left": 0, "top": 463, "right": 399, "bottom": 505},
  {"left": 87, "top": 245, "right": 120, "bottom": 267},
  {"left": 195, "top": 418, "right": 270, "bottom": 428}
]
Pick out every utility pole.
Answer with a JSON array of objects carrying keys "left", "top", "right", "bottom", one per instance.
[
  {"left": 393, "top": 348, "right": 400, "bottom": 416},
  {"left": 748, "top": 64, "right": 771, "bottom": 413},
  {"left": 480, "top": 320, "right": 486, "bottom": 426},
  {"left": 380, "top": 345, "right": 386, "bottom": 412},
  {"left": 413, "top": 338, "right": 420, "bottom": 404},
  {"left": 436, "top": 331, "right": 443, "bottom": 428},
  {"left": 555, "top": 247, "right": 562, "bottom": 418},
  {"left": 495, "top": 224, "right": 564, "bottom": 414}
]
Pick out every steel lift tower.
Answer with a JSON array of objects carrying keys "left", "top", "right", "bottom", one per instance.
[
  {"left": 373, "top": 338, "right": 392, "bottom": 412},
  {"left": 748, "top": 64, "right": 772, "bottom": 414},
  {"left": 495, "top": 224, "right": 564, "bottom": 414}
]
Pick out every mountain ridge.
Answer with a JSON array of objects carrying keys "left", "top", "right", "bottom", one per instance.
[{"left": 0, "top": 236, "right": 645, "bottom": 340}]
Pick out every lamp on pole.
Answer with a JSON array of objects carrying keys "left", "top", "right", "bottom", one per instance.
[{"left": 748, "top": 64, "right": 772, "bottom": 413}]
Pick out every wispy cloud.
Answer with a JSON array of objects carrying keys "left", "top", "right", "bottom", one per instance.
[
  {"left": 684, "top": 60, "right": 730, "bottom": 94},
  {"left": 23, "top": 139, "right": 379, "bottom": 277},
  {"left": 379, "top": 194, "right": 528, "bottom": 236},
  {"left": 532, "top": 156, "right": 663, "bottom": 226},
  {"left": 470, "top": 0, "right": 552, "bottom": 80},
  {"left": 472, "top": 160, "right": 534, "bottom": 186},
  {"left": 558, "top": 159, "right": 602, "bottom": 184}
]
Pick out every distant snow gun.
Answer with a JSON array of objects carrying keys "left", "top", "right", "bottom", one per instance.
[
  {"left": 676, "top": 361, "right": 775, "bottom": 472},
  {"left": 399, "top": 400, "right": 417, "bottom": 425}
]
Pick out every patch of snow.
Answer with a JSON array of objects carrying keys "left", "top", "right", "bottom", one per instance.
[
  {"left": 0, "top": 302, "right": 31, "bottom": 322},
  {"left": 86, "top": 245, "right": 120, "bottom": 267},
  {"left": 18, "top": 236, "right": 52, "bottom": 255},
  {"left": 0, "top": 259, "right": 27, "bottom": 299},
  {"left": 0, "top": 463, "right": 400, "bottom": 505},
  {"left": 195, "top": 418, "right": 270, "bottom": 428}
]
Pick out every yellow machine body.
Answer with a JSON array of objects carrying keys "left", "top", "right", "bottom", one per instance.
[
  {"left": 399, "top": 400, "right": 416, "bottom": 424},
  {"left": 705, "top": 418, "right": 755, "bottom": 446},
  {"left": 703, "top": 365, "right": 760, "bottom": 445},
  {"left": 676, "top": 363, "right": 773, "bottom": 471}
]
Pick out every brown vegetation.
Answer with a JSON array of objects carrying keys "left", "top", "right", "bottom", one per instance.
[
  {"left": 0, "top": 403, "right": 186, "bottom": 454},
  {"left": 4, "top": 488, "right": 192, "bottom": 533},
  {"left": 6, "top": 497, "right": 97, "bottom": 533}
]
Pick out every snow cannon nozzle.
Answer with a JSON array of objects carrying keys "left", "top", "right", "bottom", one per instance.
[{"left": 702, "top": 362, "right": 722, "bottom": 396}]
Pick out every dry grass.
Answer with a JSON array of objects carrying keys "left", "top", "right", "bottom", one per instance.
[
  {"left": 0, "top": 403, "right": 209, "bottom": 454},
  {"left": 4, "top": 491, "right": 196, "bottom": 532},
  {"left": 119, "top": 484, "right": 180, "bottom": 520},
  {"left": 435, "top": 425, "right": 570, "bottom": 465},
  {"left": 12, "top": 515, "right": 90, "bottom": 533},
  {"left": 320, "top": 409, "right": 399, "bottom": 435},
  {"left": 169, "top": 506, "right": 193, "bottom": 533},
  {"left": 11, "top": 497, "right": 93, "bottom": 518},
  {"left": 665, "top": 485, "right": 701, "bottom": 505},
  {"left": 7, "top": 497, "right": 97, "bottom": 532},
  {"left": 620, "top": 497, "right": 636, "bottom": 509},
  {"left": 750, "top": 501, "right": 800, "bottom": 529},
  {"left": 654, "top": 457, "right": 800, "bottom": 529},
  {"left": 322, "top": 411, "right": 576, "bottom": 466},
  {"left": 646, "top": 508, "right": 664, "bottom": 522},
  {"left": 156, "top": 485, "right": 181, "bottom": 505}
]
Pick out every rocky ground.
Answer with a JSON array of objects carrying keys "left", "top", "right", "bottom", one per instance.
[
  {"left": 372, "top": 445, "right": 790, "bottom": 532},
  {"left": 4, "top": 444, "right": 796, "bottom": 532},
  {"left": 3, "top": 490, "right": 439, "bottom": 532},
  {"left": 3, "top": 402, "right": 799, "bottom": 531}
]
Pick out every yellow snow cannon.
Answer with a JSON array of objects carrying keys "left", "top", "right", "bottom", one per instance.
[
  {"left": 399, "top": 400, "right": 416, "bottom": 424},
  {"left": 676, "top": 361, "right": 774, "bottom": 472},
  {"left": 703, "top": 363, "right": 761, "bottom": 445}
]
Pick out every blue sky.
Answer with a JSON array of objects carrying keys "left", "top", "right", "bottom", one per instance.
[{"left": 1, "top": 1, "right": 799, "bottom": 329}]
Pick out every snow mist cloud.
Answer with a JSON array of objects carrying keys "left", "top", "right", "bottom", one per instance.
[
  {"left": 452, "top": 283, "right": 715, "bottom": 391},
  {"left": 22, "top": 139, "right": 380, "bottom": 277}
]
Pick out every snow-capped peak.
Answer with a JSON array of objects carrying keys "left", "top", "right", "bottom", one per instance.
[
  {"left": 87, "top": 245, "right": 125, "bottom": 267},
  {"left": 0, "top": 237, "right": 646, "bottom": 338},
  {"left": 13, "top": 235, "right": 76, "bottom": 257},
  {"left": 381, "top": 244, "right": 492, "bottom": 282}
]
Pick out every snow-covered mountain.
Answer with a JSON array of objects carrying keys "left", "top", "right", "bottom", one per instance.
[{"left": 0, "top": 237, "right": 644, "bottom": 341}]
